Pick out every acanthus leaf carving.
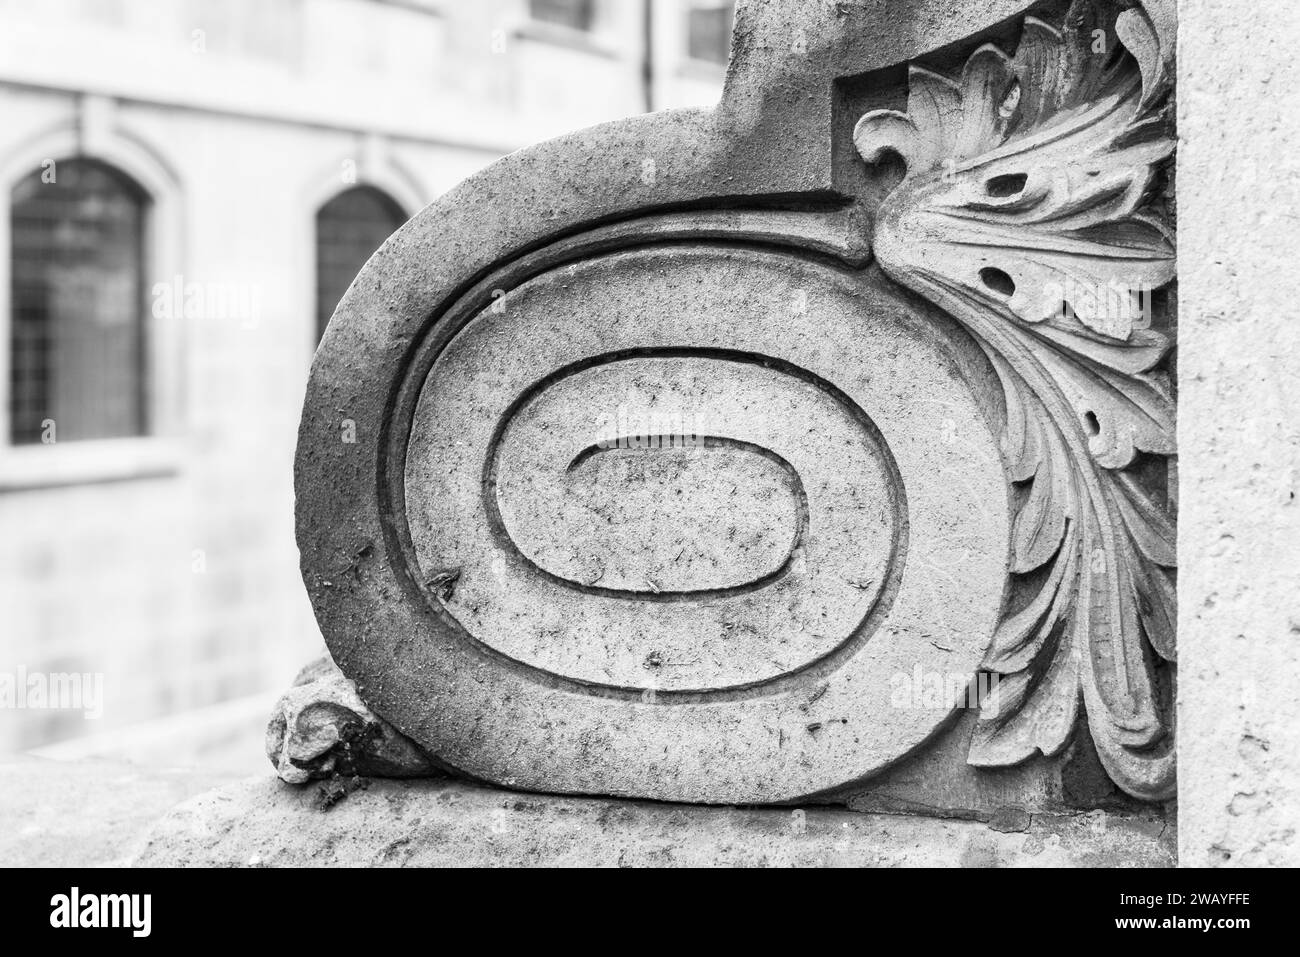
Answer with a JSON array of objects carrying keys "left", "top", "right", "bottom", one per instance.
[{"left": 854, "top": 0, "right": 1178, "bottom": 800}]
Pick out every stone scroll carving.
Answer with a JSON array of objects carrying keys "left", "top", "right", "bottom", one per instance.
[
  {"left": 294, "top": 0, "right": 1177, "bottom": 806},
  {"left": 854, "top": 0, "right": 1178, "bottom": 799}
]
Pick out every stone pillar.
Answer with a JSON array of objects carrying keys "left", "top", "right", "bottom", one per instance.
[{"left": 1177, "top": 0, "right": 1300, "bottom": 867}]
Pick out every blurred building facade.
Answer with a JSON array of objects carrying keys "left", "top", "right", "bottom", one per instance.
[{"left": 0, "top": 0, "right": 731, "bottom": 763}]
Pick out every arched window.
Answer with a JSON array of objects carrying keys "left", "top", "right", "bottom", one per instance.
[
  {"left": 315, "top": 186, "right": 406, "bottom": 342},
  {"left": 9, "top": 159, "right": 148, "bottom": 445}
]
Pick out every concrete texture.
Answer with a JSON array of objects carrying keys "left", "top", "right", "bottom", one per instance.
[
  {"left": 1177, "top": 0, "right": 1300, "bottom": 866},
  {"left": 136, "top": 775, "right": 1174, "bottom": 868}
]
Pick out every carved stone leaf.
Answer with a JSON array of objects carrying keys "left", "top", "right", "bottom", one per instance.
[{"left": 855, "top": 0, "right": 1178, "bottom": 800}]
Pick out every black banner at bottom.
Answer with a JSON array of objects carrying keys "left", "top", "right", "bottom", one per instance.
[{"left": 0, "top": 866, "right": 1277, "bottom": 943}]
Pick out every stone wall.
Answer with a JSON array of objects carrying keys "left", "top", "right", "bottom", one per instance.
[{"left": 1178, "top": 0, "right": 1300, "bottom": 867}]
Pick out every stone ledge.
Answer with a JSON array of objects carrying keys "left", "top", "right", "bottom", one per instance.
[
  {"left": 0, "top": 756, "right": 238, "bottom": 868},
  {"left": 137, "top": 776, "right": 1175, "bottom": 868}
]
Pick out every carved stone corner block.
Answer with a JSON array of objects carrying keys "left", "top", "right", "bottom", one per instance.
[{"left": 294, "top": 0, "right": 1177, "bottom": 805}]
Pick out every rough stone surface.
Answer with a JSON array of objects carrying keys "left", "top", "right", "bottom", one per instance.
[
  {"left": 387, "top": 247, "right": 1008, "bottom": 803},
  {"left": 265, "top": 656, "right": 439, "bottom": 784},
  {"left": 839, "top": 709, "right": 1147, "bottom": 820},
  {"left": 1178, "top": 0, "right": 1300, "bottom": 867},
  {"left": 136, "top": 776, "right": 1174, "bottom": 868}
]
